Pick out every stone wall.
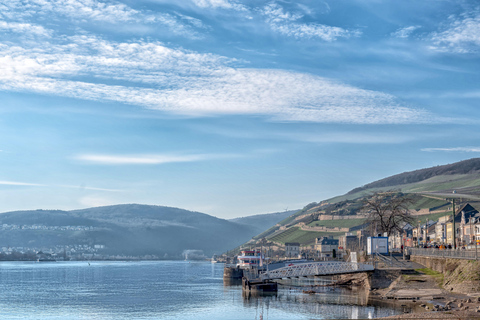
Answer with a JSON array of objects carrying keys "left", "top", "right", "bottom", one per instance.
[
  {"left": 411, "top": 255, "right": 450, "bottom": 273},
  {"left": 411, "top": 255, "right": 480, "bottom": 294}
]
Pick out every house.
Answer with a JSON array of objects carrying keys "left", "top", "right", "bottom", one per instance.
[
  {"left": 445, "top": 203, "right": 479, "bottom": 246},
  {"left": 284, "top": 242, "right": 300, "bottom": 258},
  {"left": 435, "top": 215, "right": 450, "bottom": 243},
  {"left": 339, "top": 233, "right": 359, "bottom": 252},
  {"left": 315, "top": 236, "right": 339, "bottom": 259}
]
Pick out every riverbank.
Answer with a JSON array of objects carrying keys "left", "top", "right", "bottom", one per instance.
[{"left": 368, "top": 259, "right": 480, "bottom": 319}]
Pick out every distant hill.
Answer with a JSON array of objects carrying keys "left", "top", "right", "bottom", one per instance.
[
  {"left": 0, "top": 204, "right": 259, "bottom": 258},
  {"left": 229, "top": 210, "right": 299, "bottom": 234}
]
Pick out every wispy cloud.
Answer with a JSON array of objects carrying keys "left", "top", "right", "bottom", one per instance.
[
  {"left": 261, "top": 2, "right": 360, "bottom": 41},
  {"left": 0, "top": 4, "right": 438, "bottom": 125},
  {"left": 0, "top": 180, "right": 46, "bottom": 187},
  {"left": 422, "top": 147, "right": 480, "bottom": 153},
  {"left": 74, "top": 153, "right": 240, "bottom": 165},
  {"left": 0, "top": 179, "right": 121, "bottom": 192},
  {"left": 0, "top": 0, "right": 202, "bottom": 38},
  {"left": 0, "top": 0, "right": 139, "bottom": 22},
  {"left": 285, "top": 132, "right": 415, "bottom": 144},
  {"left": 61, "top": 185, "right": 122, "bottom": 192},
  {"left": 391, "top": 25, "right": 421, "bottom": 39},
  {"left": 0, "top": 32, "right": 434, "bottom": 124},
  {"left": 190, "top": 0, "right": 248, "bottom": 11},
  {"left": 0, "top": 21, "right": 52, "bottom": 37},
  {"left": 430, "top": 8, "right": 480, "bottom": 53}
]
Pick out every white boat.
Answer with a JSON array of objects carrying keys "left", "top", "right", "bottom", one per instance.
[{"left": 236, "top": 250, "right": 265, "bottom": 269}]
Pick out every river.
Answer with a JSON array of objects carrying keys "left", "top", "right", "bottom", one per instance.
[{"left": 0, "top": 261, "right": 408, "bottom": 319}]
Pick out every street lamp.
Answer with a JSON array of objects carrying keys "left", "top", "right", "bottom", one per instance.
[{"left": 451, "top": 198, "right": 456, "bottom": 249}]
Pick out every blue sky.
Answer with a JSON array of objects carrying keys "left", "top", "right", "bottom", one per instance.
[{"left": 0, "top": 0, "right": 479, "bottom": 218}]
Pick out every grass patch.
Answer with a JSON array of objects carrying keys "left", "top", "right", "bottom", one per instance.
[{"left": 415, "top": 268, "right": 444, "bottom": 286}]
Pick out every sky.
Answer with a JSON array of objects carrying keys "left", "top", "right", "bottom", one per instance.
[{"left": 0, "top": 0, "right": 480, "bottom": 219}]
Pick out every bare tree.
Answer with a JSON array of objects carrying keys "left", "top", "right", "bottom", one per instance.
[{"left": 363, "top": 192, "right": 414, "bottom": 237}]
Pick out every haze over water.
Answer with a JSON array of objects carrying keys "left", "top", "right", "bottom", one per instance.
[{"left": 0, "top": 261, "right": 405, "bottom": 319}]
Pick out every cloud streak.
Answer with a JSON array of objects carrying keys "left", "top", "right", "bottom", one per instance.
[
  {"left": 392, "top": 25, "right": 421, "bottom": 39},
  {"left": 0, "top": 180, "right": 46, "bottom": 187},
  {"left": 0, "top": 1, "right": 437, "bottom": 125},
  {"left": 261, "top": 3, "right": 360, "bottom": 41},
  {"left": 0, "top": 0, "right": 202, "bottom": 38},
  {"left": 74, "top": 153, "right": 240, "bottom": 165},
  {"left": 0, "top": 34, "right": 433, "bottom": 124},
  {"left": 190, "top": 0, "right": 248, "bottom": 11},
  {"left": 422, "top": 147, "right": 480, "bottom": 153}
]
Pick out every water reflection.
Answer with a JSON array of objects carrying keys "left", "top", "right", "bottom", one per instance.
[{"left": 228, "top": 276, "right": 411, "bottom": 320}]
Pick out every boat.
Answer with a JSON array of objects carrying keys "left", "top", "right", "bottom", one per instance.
[{"left": 236, "top": 250, "right": 265, "bottom": 269}]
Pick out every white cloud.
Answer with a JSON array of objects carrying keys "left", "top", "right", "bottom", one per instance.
[
  {"left": 0, "top": 180, "right": 46, "bottom": 186},
  {"left": 0, "top": 0, "right": 201, "bottom": 38},
  {"left": 0, "top": 21, "right": 52, "bottom": 37},
  {"left": 285, "top": 132, "right": 414, "bottom": 144},
  {"left": 261, "top": 3, "right": 360, "bottom": 41},
  {"left": 61, "top": 185, "right": 122, "bottom": 192},
  {"left": 190, "top": 0, "right": 247, "bottom": 11},
  {"left": 74, "top": 153, "right": 238, "bottom": 165},
  {"left": 391, "top": 25, "right": 421, "bottom": 39},
  {"left": 421, "top": 147, "right": 480, "bottom": 153},
  {"left": 0, "top": 0, "right": 138, "bottom": 22},
  {"left": 430, "top": 9, "right": 480, "bottom": 53},
  {"left": 0, "top": 27, "right": 432, "bottom": 124}
]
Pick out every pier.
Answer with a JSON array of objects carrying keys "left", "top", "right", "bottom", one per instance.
[{"left": 237, "top": 261, "right": 374, "bottom": 293}]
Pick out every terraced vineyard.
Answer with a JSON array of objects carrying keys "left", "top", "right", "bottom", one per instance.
[
  {"left": 267, "top": 227, "right": 344, "bottom": 245},
  {"left": 307, "top": 218, "right": 366, "bottom": 229}
]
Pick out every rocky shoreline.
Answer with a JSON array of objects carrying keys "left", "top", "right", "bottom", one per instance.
[{"left": 367, "top": 259, "right": 480, "bottom": 319}]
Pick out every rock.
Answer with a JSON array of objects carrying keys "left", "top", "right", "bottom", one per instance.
[
  {"left": 466, "top": 298, "right": 472, "bottom": 303},
  {"left": 458, "top": 302, "right": 464, "bottom": 308},
  {"left": 477, "top": 297, "right": 480, "bottom": 302}
]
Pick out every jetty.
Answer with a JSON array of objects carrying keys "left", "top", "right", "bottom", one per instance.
[{"left": 238, "top": 260, "right": 374, "bottom": 293}]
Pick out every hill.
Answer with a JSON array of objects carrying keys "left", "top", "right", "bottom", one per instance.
[
  {"left": 241, "top": 158, "right": 480, "bottom": 248},
  {"left": 0, "top": 204, "right": 258, "bottom": 258},
  {"left": 347, "top": 158, "right": 480, "bottom": 195},
  {"left": 229, "top": 209, "right": 299, "bottom": 234}
]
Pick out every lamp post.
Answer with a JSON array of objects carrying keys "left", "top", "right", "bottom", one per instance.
[
  {"left": 425, "top": 219, "right": 429, "bottom": 246},
  {"left": 452, "top": 198, "right": 456, "bottom": 249}
]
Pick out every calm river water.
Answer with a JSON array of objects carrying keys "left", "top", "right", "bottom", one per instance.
[{"left": 0, "top": 261, "right": 407, "bottom": 319}]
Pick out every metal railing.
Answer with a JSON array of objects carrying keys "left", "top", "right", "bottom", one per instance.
[
  {"left": 408, "top": 247, "right": 478, "bottom": 260},
  {"left": 258, "top": 261, "right": 374, "bottom": 281}
]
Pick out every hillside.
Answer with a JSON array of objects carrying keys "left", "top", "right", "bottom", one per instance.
[
  {"left": 348, "top": 158, "right": 480, "bottom": 195},
  {"left": 229, "top": 209, "right": 299, "bottom": 234},
  {"left": 241, "top": 158, "right": 480, "bottom": 248},
  {"left": 0, "top": 204, "right": 258, "bottom": 258}
]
